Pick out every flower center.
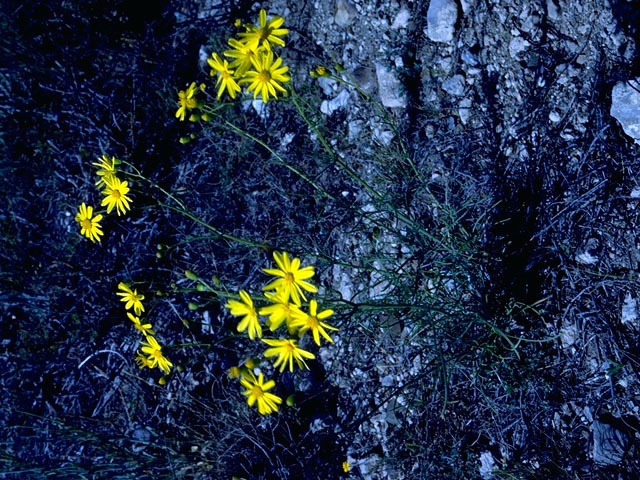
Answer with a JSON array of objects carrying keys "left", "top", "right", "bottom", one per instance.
[
  {"left": 112, "top": 189, "right": 121, "bottom": 199},
  {"left": 81, "top": 219, "right": 92, "bottom": 230},
  {"left": 307, "top": 315, "right": 319, "bottom": 329},
  {"left": 152, "top": 350, "right": 162, "bottom": 360},
  {"left": 258, "top": 71, "right": 271, "bottom": 84},
  {"left": 221, "top": 70, "right": 230, "bottom": 79},
  {"left": 259, "top": 27, "right": 270, "bottom": 41},
  {"left": 283, "top": 272, "right": 294, "bottom": 285},
  {"left": 251, "top": 386, "right": 264, "bottom": 399}
]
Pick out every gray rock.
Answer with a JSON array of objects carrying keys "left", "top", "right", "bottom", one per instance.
[
  {"left": 549, "top": 111, "right": 561, "bottom": 123},
  {"left": 509, "top": 36, "right": 530, "bottom": 58},
  {"left": 459, "top": 97, "right": 472, "bottom": 124},
  {"left": 391, "top": 7, "right": 411, "bottom": 29},
  {"left": 461, "top": 50, "right": 479, "bottom": 66},
  {"left": 334, "top": 0, "right": 356, "bottom": 28},
  {"left": 442, "top": 74, "right": 466, "bottom": 96},
  {"left": 611, "top": 79, "right": 640, "bottom": 144},
  {"left": 375, "top": 63, "right": 406, "bottom": 108},
  {"left": 546, "top": 0, "right": 560, "bottom": 20},
  {"left": 426, "top": 0, "right": 458, "bottom": 43},
  {"left": 621, "top": 293, "right": 638, "bottom": 326},
  {"left": 593, "top": 418, "right": 630, "bottom": 465},
  {"left": 479, "top": 451, "right": 497, "bottom": 479},
  {"left": 320, "top": 90, "right": 351, "bottom": 115}
]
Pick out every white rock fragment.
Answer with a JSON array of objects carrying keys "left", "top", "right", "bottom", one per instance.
[
  {"left": 621, "top": 293, "right": 638, "bottom": 326},
  {"left": 320, "top": 90, "right": 351, "bottom": 115},
  {"left": 334, "top": 0, "right": 356, "bottom": 28},
  {"left": 380, "top": 375, "right": 394, "bottom": 386},
  {"left": 426, "top": 0, "right": 458, "bottom": 43},
  {"left": 560, "top": 324, "right": 578, "bottom": 348},
  {"left": 459, "top": 97, "right": 472, "bottom": 124},
  {"left": 479, "top": 451, "right": 497, "bottom": 479},
  {"left": 375, "top": 63, "right": 406, "bottom": 108},
  {"left": 546, "top": 0, "right": 560, "bottom": 20},
  {"left": 509, "top": 36, "right": 530, "bottom": 57},
  {"left": 280, "top": 132, "right": 295, "bottom": 148},
  {"left": 442, "top": 74, "right": 466, "bottom": 96},
  {"left": 549, "top": 111, "right": 561, "bottom": 123},
  {"left": 391, "top": 8, "right": 410, "bottom": 29},
  {"left": 575, "top": 251, "right": 597, "bottom": 265},
  {"left": 317, "top": 76, "right": 336, "bottom": 96},
  {"left": 631, "top": 186, "right": 640, "bottom": 198},
  {"left": 611, "top": 79, "right": 640, "bottom": 144}
]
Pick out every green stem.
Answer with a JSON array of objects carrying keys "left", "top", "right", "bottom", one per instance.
[
  {"left": 159, "top": 202, "right": 272, "bottom": 249},
  {"left": 120, "top": 160, "right": 187, "bottom": 210}
]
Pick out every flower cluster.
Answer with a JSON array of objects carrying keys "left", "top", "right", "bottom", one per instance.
[
  {"left": 175, "top": 8, "right": 290, "bottom": 120},
  {"left": 220, "top": 251, "right": 338, "bottom": 415},
  {"left": 117, "top": 282, "right": 173, "bottom": 376},
  {"left": 74, "top": 154, "right": 133, "bottom": 243}
]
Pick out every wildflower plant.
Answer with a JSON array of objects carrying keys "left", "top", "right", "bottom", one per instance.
[
  {"left": 175, "top": 8, "right": 290, "bottom": 115},
  {"left": 186, "top": 250, "right": 338, "bottom": 415},
  {"left": 73, "top": 152, "right": 134, "bottom": 243}
]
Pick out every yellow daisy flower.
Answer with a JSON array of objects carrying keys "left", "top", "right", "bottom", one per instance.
[
  {"left": 117, "top": 282, "right": 145, "bottom": 315},
  {"left": 140, "top": 336, "right": 173, "bottom": 375},
  {"left": 263, "top": 338, "right": 315, "bottom": 372},
  {"left": 207, "top": 52, "right": 241, "bottom": 100},
  {"left": 240, "top": 372, "right": 282, "bottom": 415},
  {"left": 289, "top": 299, "right": 338, "bottom": 346},
  {"left": 240, "top": 49, "right": 290, "bottom": 103},
  {"left": 75, "top": 203, "right": 104, "bottom": 243},
  {"left": 127, "top": 312, "right": 154, "bottom": 336},
  {"left": 135, "top": 350, "right": 153, "bottom": 369},
  {"left": 224, "top": 38, "right": 260, "bottom": 77},
  {"left": 263, "top": 251, "right": 317, "bottom": 305},
  {"left": 225, "top": 290, "right": 262, "bottom": 340},
  {"left": 92, "top": 154, "right": 118, "bottom": 188},
  {"left": 101, "top": 176, "right": 132, "bottom": 216},
  {"left": 239, "top": 9, "right": 288, "bottom": 50},
  {"left": 175, "top": 82, "right": 198, "bottom": 121},
  {"left": 259, "top": 289, "right": 296, "bottom": 331}
]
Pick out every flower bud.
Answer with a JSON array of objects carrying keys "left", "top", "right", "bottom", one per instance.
[{"left": 185, "top": 270, "right": 198, "bottom": 280}]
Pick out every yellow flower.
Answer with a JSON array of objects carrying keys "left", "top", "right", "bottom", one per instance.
[
  {"left": 117, "top": 282, "right": 145, "bottom": 315},
  {"left": 263, "top": 251, "right": 317, "bottom": 305},
  {"left": 315, "top": 65, "right": 327, "bottom": 76},
  {"left": 175, "top": 82, "right": 198, "bottom": 121},
  {"left": 225, "top": 290, "right": 262, "bottom": 340},
  {"left": 207, "top": 52, "right": 241, "bottom": 100},
  {"left": 224, "top": 38, "right": 260, "bottom": 77},
  {"left": 239, "top": 9, "right": 288, "bottom": 50},
  {"left": 75, "top": 203, "right": 103, "bottom": 243},
  {"left": 92, "top": 154, "right": 118, "bottom": 188},
  {"left": 263, "top": 338, "right": 315, "bottom": 372},
  {"left": 228, "top": 365, "right": 253, "bottom": 381},
  {"left": 127, "top": 312, "right": 154, "bottom": 336},
  {"left": 135, "top": 350, "right": 153, "bottom": 369},
  {"left": 101, "top": 176, "right": 132, "bottom": 216},
  {"left": 240, "top": 372, "right": 282, "bottom": 415},
  {"left": 259, "top": 289, "right": 296, "bottom": 331},
  {"left": 140, "top": 336, "right": 173, "bottom": 375},
  {"left": 342, "top": 461, "right": 350, "bottom": 473},
  {"left": 290, "top": 299, "right": 338, "bottom": 346},
  {"left": 240, "top": 49, "right": 290, "bottom": 103}
]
